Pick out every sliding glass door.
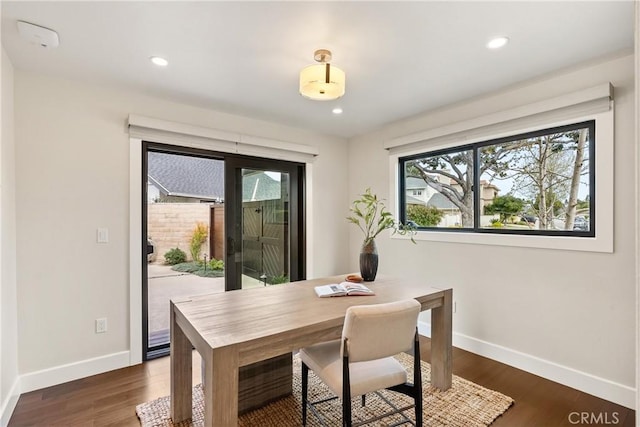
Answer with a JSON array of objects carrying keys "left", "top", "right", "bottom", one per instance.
[{"left": 142, "top": 144, "right": 305, "bottom": 359}]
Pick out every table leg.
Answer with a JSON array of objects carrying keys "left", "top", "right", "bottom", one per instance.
[
  {"left": 204, "top": 346, "right": 239, "bottom": 427},
  {"left": 170, "top": 302, "right": 192, "bottom": 422},
  {"left": 430, "top": 289, "right": 453, "bottom": 390}
]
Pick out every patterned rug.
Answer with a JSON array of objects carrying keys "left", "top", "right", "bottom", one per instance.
[{"left": 136, "top": 353, "right": 513, "bottom": 426}]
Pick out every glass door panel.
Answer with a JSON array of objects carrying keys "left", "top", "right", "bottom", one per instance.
[
  {"left": 225, "top": 157, "right": 304, "bottom": 291},
  {"left": 240, "top": 170, "right": 290, "bottom": 289},
  {"left": 144, "top": 146, "right": 226, "bottom": 358}
]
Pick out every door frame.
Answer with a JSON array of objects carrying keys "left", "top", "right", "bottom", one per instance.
[{"left": 224, "top": 155, "right": 306, "bottom": 291}]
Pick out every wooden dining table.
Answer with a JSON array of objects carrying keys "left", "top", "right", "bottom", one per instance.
[{"left": 170, "top": 274, "right": 453, "bottom": 426}]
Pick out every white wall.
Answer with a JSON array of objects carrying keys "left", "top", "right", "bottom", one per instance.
[
  {"left": 1, "top": 47, "right": 19, "bottom": 425},
  {"left": 13, "top": 71, "right": 349, "bottom": 378},
  {"left": 348, "top": 54, "right": 636, "bottom": 407}
]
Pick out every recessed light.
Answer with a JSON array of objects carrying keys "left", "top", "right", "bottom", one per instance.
[
  {"left": 150, "top": 56, "right": 169, "bottom": 67},
  {"left": 487, "top": 36, "right": 509, "bottom": 50},
  {"left": 332, "top": 107, "right": 343, "bottom": 115}
]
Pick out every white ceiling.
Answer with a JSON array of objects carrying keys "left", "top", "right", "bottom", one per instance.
[{"left": 1, "top": 1, "right": 634, "bottom": 139}]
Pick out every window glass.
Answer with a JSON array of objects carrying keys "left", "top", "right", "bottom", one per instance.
[
  {"left": 400, "top": 121, "right": 594, "bottom": 237},
  {"left": 403, "top": 148, "right": 474, "bottom": 229},
  {"left": 479, "top": 124, "right": 591, "bottom": 232}
]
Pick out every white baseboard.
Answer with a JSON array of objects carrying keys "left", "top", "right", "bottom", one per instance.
[
  {"left": 0, "top": 377, "right": 20, "bottom": 427},
  {"left": 19, "top": 351, "right": 130, "bottom": 394},
  {"left": 418, "top": 320, "right": 636, "bottom": 409}
]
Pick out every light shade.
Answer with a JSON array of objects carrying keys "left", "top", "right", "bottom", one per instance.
[{"left": 299, "top": 50, "right": 346, "bottom": 101}]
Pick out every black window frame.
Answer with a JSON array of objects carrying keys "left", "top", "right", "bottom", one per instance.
[{"left": 399, "top": 120, "right": 596, "bottom": 238}]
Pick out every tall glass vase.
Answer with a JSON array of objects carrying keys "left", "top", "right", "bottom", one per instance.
[{"left": 359, "top": 239, "right": 379, "bottom": 282}]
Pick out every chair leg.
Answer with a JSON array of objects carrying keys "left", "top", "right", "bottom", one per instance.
[
  {"left": 302, "top": 361, "right": 309, "bottom": 426},
  {"left": 343, "top": 398, "right": 352, "bottom": 427},
  {"left": 361, "top": 394, "right": 366, "bottom": 407},
  {"left": 414, "top": 329, "right": 423, "bottom": 427},
  {"left": 342, "top": 346, "right": 352, "bottom": 427}
]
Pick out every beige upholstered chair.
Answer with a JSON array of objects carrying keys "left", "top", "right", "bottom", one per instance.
[{"left": 300, "top": 299, "right": 423, "bottom": 427}]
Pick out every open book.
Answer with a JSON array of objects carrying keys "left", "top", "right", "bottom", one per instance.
[{"left": 314, "top": 282, "right": 375, "bottom": 298}]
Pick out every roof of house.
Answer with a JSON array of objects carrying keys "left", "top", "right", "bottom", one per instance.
[
  {"left": 427, "top": 193, "right": 459, "bottom": 210},
  {"left": 480, "top": 180, "right": 500, "bottom": 191},
  {"left": 405, "top": 195, "right": 426, "bottom": 205},
  {"left": 242, "top": 171, "right": 283, "bottom": 202},
  {"left": 148, "top": 151, "right": 224, "bottom": 200},
  {"left": 405, "top": 177, "right": 428, "bottom": 189}
]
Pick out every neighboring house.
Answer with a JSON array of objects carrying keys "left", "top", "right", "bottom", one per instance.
[
  {"left": 426, "top": 193, "right": 461, "bottom": 227},
  {"left": 404, "top": 195, "right": 425, "bottom": 206},
  {"left": 406, "top": 176, "right": 499, "bottom": 213},
  {"left": 405, "top": 176, "right": 438, "bottom": 205},
  {"left": 426, "top": 193, "right": 459, "bottom": 213},
  {"left": 147, "top": 151, "right": 225, "bottom": 203},
  {"left": 478, "top": 180, "right": 500, "bottom": 213},
  {"left": 406, "top": 176, "right": 500, "bottom": 227}
]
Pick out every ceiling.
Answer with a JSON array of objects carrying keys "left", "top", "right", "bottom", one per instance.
[{"left": 1, "top": 1, "right": 634, "bottom": 139}]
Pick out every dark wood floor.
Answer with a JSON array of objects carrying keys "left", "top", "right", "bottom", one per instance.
[{"left": 8, "top": 337, "right": 635, "bottom": 426}]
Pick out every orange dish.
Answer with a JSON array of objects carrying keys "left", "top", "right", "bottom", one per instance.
[{"left": 345, "top": 274, "right": 363, "bottom": 283}]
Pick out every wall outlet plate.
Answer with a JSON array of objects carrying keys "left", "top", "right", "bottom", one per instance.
[{"left": 95, "top": 318, "right": 107, "bottom": 333}]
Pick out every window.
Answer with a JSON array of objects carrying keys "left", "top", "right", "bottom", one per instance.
[{"left": 399, "top": 121, "right": 595, "bottom": 237}]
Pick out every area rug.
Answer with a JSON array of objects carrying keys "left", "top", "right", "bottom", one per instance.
[{"left": 136, "top": 353, "right": 513, "bottom": 426}]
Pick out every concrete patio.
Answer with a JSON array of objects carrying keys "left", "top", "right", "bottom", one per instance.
[
  {"left": 148, "top": 263, "right": 224, "bottom": 346},
  {"left": 147, "top": 264, "right": 266, "bottom": 347}
]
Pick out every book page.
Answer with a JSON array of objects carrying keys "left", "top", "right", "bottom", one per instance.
[
  {"left": 314, "top": 284, "right": 347, "bottom": 297},
  {"left": 343, "top": 283, "right": 374, "bottom": 295},
  {"left": 314, "top": 282, "right": 374, "bottom": 297}
]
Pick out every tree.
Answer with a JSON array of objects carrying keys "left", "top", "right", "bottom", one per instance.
[
  {"left": 407, "top": 204, "right": 444, "bottom": 226},
  {"left": 405, "top": 151, "right": 474, "bottom": 226},
  {"left": 565, "top": 128, "right": 588, "bottom": 229},
  {"left": 576, "top": 197, "right": 589, "bottom": 212},
  {"left": 498, "top": 129, "right": 588, "bottom": 229},
  {"left": 405, "top": 146, "right": 515, "bottom": 227},
  {"left": 533, "top": 190, "right": 564, "bottom": 222},
  {"left": 483, "top": 195, "right": 524, "bottom": 222}
]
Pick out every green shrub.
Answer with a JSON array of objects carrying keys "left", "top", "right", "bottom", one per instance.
[
  {"left": 484, "top": 195, "right": 525, "bottom": 222},
  {"left": 268, "top": 274, "right": 289, "bottom": 285},
  {"left": 208, "top": 258, "right": 224, "bottom": 270},
  {"left": 171, "top": 262, "right": 200, "bottom": 273},
  {"left": 407, "top": 204, "right": 444, "bottom": 227},
  {"left": 190, "top": 222, "right": 208, "bottom": 262},
  {"left": 196, "top": 269, "right": 225, "bottom": 278},
  {"left": 164, "top": 248, "right": 187, "bottom": 265},
  {"left": 171, "top": 261, "right": 224, "bottom": 278},
  {"left": 490, "top": 218, "right": 504, "bottom": 228}
]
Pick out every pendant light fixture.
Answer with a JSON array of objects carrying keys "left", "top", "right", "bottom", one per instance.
[{"left": 299, "top": 49, "right": 346, "bottom": 101}]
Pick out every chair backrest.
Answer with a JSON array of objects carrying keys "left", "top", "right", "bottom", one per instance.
[{"left": 341, "top": 299, "right": 421, "bottom": 363}]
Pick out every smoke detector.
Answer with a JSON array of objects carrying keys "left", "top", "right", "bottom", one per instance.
[{"left": 17, "top": 21, "right": 59, "bottom": 48}]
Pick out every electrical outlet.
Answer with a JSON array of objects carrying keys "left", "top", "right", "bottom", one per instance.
[{"left": 96, "top": 318, "right": 108, "bottom": 333}]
